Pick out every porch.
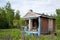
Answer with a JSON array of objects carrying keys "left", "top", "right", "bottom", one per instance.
[{"left": 24, "top": 17, "right": 41, "bottom": 36}]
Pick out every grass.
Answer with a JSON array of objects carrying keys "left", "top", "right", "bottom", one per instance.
[
  {"left": 0, "top": 29, "right": 20, "bottom": 40},
  {"left": 0, "top": 29, "right": 60, "bottom": 40},
  {"left": 56, "top": 29, "right": 60, "bottom": 40}
]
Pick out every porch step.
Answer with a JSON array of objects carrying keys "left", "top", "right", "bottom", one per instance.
[{"left": 25, "top": 31, "right": 38, "bottom": 34}]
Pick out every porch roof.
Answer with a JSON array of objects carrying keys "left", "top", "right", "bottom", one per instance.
[
  {"left": 23, "top": 12, "right": 41, "bottom": 18},
  {"left": 23, "top": 10, "right": 56, "bottom": 19}
]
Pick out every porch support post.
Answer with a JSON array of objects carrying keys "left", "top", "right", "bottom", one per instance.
[
  {"left": 29, "top": 18, "right": 32, "bottom": 31},
  {"left": 38, "top": 17, "right": 40, "bottom": 36}
]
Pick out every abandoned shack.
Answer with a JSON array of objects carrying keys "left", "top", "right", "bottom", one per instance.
[{"left": 23, "top": 10, "right": 56, "bottom": 36}]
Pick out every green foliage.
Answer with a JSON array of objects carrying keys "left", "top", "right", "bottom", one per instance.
[
  {"left": 0, "top": 2, "right": 15, "bottom": 28},
  {"left": 13, "top": 10, "right": 21, "bottom": 28},
  {"left": 13, "top": 18, "right": 25, "bottom": 28},
  {"left": 0, "top": 8, "right": 9, "bottom": 29},
  {"left": 5, "top": 2, "right": 14, "bottom": 28},
  {"left": 0, "top": 1, "right": 25, "bottom": 28},
  {"left": 13, "top": 10, "right": 25, "bottom": 28},
  {"left": 15, "top": 10, "right": 20, "bottom": 20},
  {"left": 20, "top": 18, "right": 25, "bottom": 26},
  {"left": 56, "top": 9, "right": 60, "bottom": 29},
  {"left": 0, "top": 29, "right": 60, "bottom": 40},
  {"left": 13, "top": 20, "right": 20, "bottom": 28},
  {"left": 0, "top": 29, "right": 20, "bottom": 40},
  {"left": 56, "top": 9, "right": 60, "bottom": 15}
]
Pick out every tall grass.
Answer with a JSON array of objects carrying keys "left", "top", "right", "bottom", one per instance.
[{"left": 0, "top": 29, "right": 60, "bottom": 40}]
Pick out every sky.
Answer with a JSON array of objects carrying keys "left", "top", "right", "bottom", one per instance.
[{"left": 0, "top": 0, "right": 60, "bottom": 17}]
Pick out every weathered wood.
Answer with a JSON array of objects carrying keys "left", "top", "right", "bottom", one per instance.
[
  {"left": 29, "top": 19, "right": 32, "bottom": 31},
  {"left": 48, "top": 19, "right": 53, "bottom": 32}
]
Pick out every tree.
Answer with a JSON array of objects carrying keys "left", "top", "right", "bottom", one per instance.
[
  {"left": 15, "top": 10, "right": 20, "bottom": 20},
  {"left": 56, "top": 9, "right": 60, "bottom": 29},
  {"left": 0, "top": 8, "right": 9, "bottom": 28},
  {"left": 13, "top": 10, "right": 20, "bottom": 28},
  {"left": 0, "top": 2, "right": 25, "bottom": 29},
  {"left": 20, "top": 18, "right": 25, "bottom": 26},
  {"left": 5, "top": 2, "right": 14, "bottom": 28}
]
